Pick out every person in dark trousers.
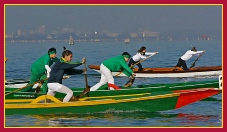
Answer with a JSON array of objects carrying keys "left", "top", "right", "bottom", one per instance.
[
  {"left": 128, "top": 46, "right": 158, "bottom": 71},
  {"left": 175, "top": 47, "right": 205, "bottom": 70}
]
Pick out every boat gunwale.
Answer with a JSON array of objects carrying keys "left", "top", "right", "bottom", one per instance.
[
  {"left": 5, "top": 87, "right": 221, "bottom": 109},
  {"left": 88, "top": 65, "right": 222, "bottom": 73}
]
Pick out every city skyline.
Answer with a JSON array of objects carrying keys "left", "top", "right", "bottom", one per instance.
[{"left": 5, "top": 5, "right": 222, "bottom": 37}]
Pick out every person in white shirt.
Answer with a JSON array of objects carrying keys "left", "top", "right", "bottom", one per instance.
[
  {"left": 175, "top": 47, "right": 205, "bottom": 70},
  {"left": 128, "top": 46, "right": 158, "bottom": 71}
]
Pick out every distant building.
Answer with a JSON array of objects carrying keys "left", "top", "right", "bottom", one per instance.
[{"left": 198, "top": 34, "right": 212, "bottom": 40}]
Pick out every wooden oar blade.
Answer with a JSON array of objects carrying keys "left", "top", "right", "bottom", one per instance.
[
  {"left": 124, "top": 78, "right": 135, "bottom": 87},
  {"left": 83, "top": 60, "right": 90, "bottom": 97},
  {"left": 190, "top": 52, "right": 204, "bottom": 69},
  {"left": 190, "top": 62, "right": 196, "bottom": 68},
  {"left": 76, "top": 86, "right": 90, "bottom": 98}
]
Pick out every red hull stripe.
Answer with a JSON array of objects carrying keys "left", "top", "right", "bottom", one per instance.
[
  {"left": 174, "top": 88, "right": 219, "bottom": 109},
  {"left": 108, "top": 83, "right": 121, "bottom": 90}
]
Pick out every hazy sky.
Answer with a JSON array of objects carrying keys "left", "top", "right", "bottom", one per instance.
[{"left": 5, "top": 5, "right": 222, "bottom": 35}]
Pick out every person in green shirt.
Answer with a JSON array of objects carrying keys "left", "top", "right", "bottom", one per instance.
[
  {"left": 22, "top": 47, "right": 58, "bottom": 93},
  {"left": 90, "top": 52, "right": 135, "bottom": 91}
]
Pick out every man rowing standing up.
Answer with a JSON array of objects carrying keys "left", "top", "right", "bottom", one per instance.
[
  {"left": 175, "top": 46, "right": 205, "bottom": 70},
  {"left": 128, "top": 46, "right": 158, "bottom": 71},
  {"left": 47, "top": 49, "right": 86, "bottom": 102},
  {"left": 89, "top": 52, "right": 135, "bottom": 91},
  {"left": 22, "top": 47, "right": 58, "bottom": 93}
]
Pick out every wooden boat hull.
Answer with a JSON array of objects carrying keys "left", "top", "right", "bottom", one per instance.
[
  {"left": 88, "top": 65, "right": 222, "bottom": 78},
  {"left": 5, "top": 87, "right": 221, "bottom": 115}
]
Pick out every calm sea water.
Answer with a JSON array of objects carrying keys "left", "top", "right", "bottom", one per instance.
[{"left": 5, "top": 40, "right": 222, "bottom": 127}]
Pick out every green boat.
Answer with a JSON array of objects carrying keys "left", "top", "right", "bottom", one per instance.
[
  {"left": 5, "top": 80, "right": 222, "bottom": 115},
  {"left": 5, "top": 80, "right": 220, "bottom": 99}
]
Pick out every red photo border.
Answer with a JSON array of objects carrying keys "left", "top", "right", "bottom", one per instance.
[{"left": 1, "top": 0, "right": 225, "bottom": 130}]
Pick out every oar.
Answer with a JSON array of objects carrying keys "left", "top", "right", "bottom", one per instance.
[
  {"left": 124, "top": 77, "right": 135, "bottom": 87},
  {"left": 83, "top": 60, "right": 90, "bottom": 97},
  {"left": 190, "top": 52, "right": 205, "bottom": 68},
  {"left": 116, "top": 52, "right": 158, "bottom": 76},
  {"left": 5, "top": 78, "right": 48, "bottom": 96},
  {"left": 76, "top": 59, "right": 90, "bottom": 98},
  {"left": 5, "top": 76, "right": 71, "bottom": 95}
]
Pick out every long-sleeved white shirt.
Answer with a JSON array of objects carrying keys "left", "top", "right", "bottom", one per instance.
[
  {"left": 132, "top": 52, "right": 157, "bottom": 61},
  {"left": 45, "top": 65, "right": 51, "bottom": 77},
  {"left": 180, "top": 50, "right": 204, "bottom": 61}
]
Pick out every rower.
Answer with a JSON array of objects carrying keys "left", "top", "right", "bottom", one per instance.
[
  {"left": 128, "top": 46, "right": 158, "bottom": 71},
  {"left": 175, "top": 47, "right": 205, "bottom": 70}
]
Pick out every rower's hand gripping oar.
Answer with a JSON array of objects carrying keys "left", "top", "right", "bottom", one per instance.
[{"left": 190, "top": 51, "right": 205, "bottom": 69}]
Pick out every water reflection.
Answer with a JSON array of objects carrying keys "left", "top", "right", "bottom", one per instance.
[
  {"left": 46, "top": 112, "right": 221, "bottom": 127},
  {"left": 5, "top": 111, "right": 221, "bottom": 127}
]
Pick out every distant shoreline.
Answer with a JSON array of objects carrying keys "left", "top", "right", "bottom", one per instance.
[{"left": 5, "top": 38, "right": 219, "bottom": 43}]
